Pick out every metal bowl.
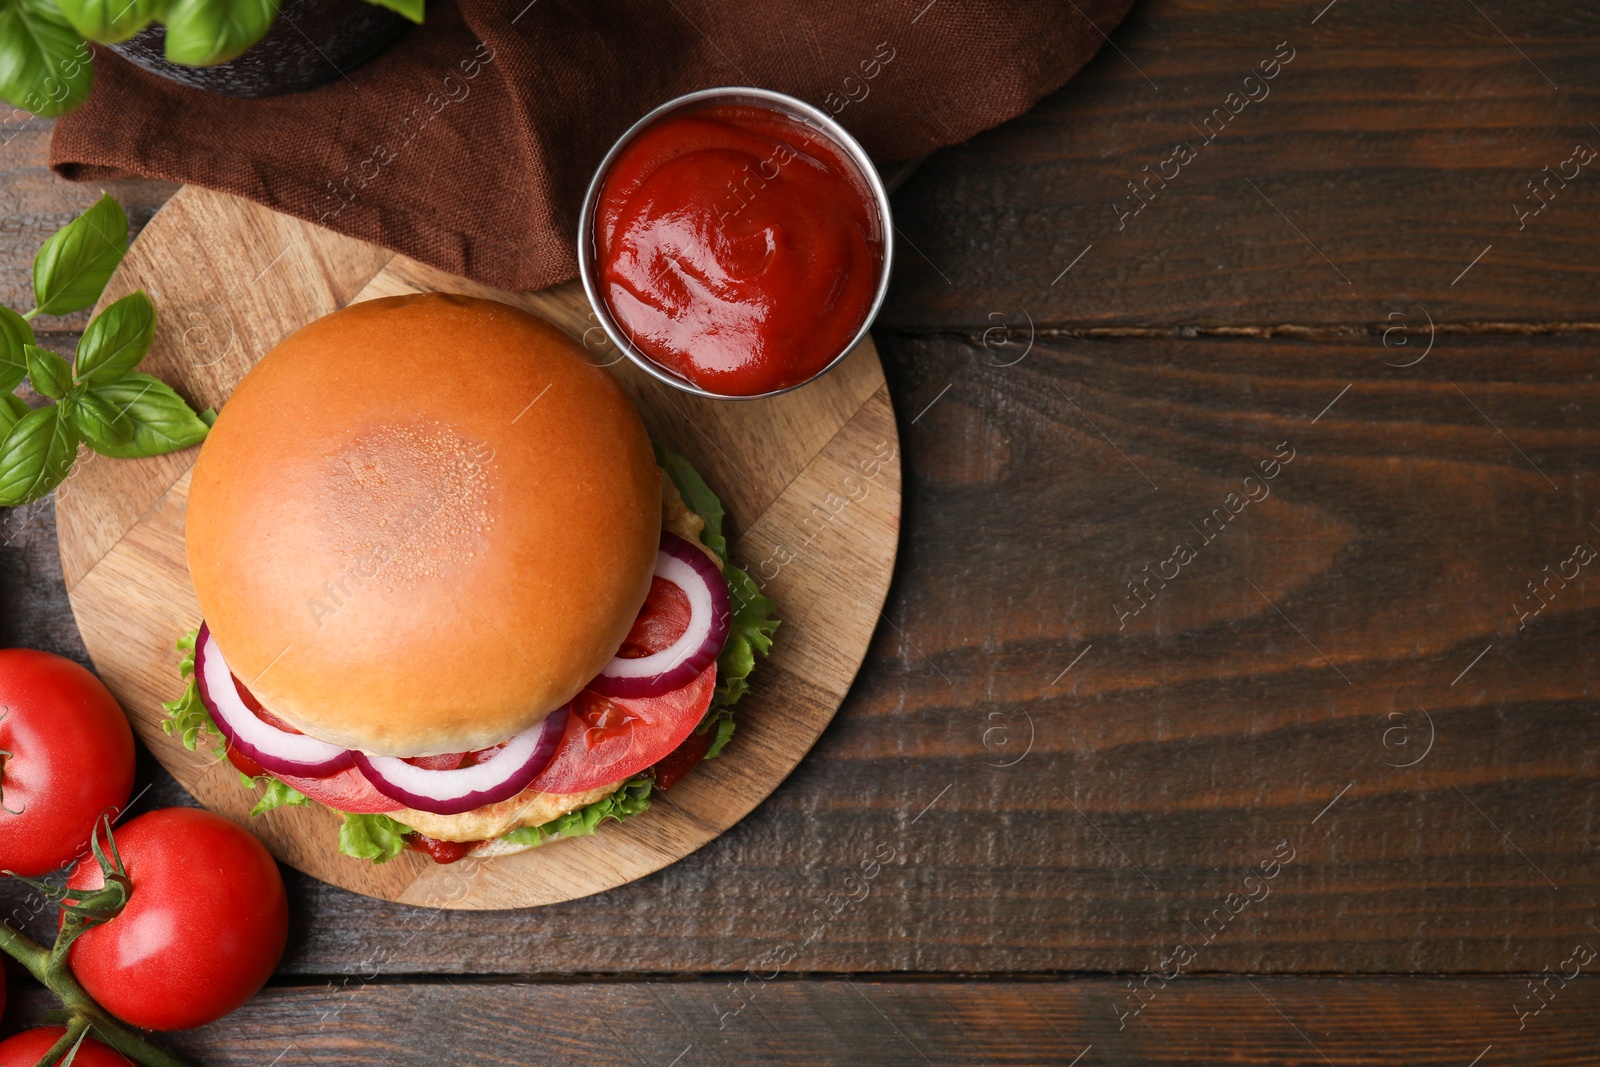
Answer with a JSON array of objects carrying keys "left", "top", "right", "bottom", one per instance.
[{"left": 577, "top": 86, "right": 894, "bottom": 401}]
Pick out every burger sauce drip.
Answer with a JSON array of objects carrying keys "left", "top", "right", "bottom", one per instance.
[
  {"left": 405, "top": 833, "right": 478, "bottom": 864},
  {"left": 597, "top": 104, "right": 884, "bottom": 396}
]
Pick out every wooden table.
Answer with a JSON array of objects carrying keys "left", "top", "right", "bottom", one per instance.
[{"left": 3, "top": 0, "right": 1598, "bottom": 1062}]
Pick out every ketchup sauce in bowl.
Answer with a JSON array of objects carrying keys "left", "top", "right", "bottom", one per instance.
[{"left": 579, "top": 88, "right": 893, "bottom": 400}]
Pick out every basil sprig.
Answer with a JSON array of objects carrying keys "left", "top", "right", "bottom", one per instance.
[
  {"left": 0, "top": 195, "right": 211, "bottom": 508},
  {"left": 1, "top": 0, "right": 427, "bottom": 120}
]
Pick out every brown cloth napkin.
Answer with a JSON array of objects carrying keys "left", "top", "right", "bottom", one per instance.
[{"left": 51, "top": 0, "right": 1134, "bottom": 293}]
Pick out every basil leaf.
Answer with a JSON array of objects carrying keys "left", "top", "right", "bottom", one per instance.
[
  {"left": 73, "top": 389, "right": 134, "bottom": 449},
  {"left": 79, "top": 373, "right": 207, "bottom": 458},
  {"left": 0, "top": 404, "right": 79, "bottom": 506},
  {"left": 361, "top": 0, "right": 423, "bottom": 22},
  {"left": 75, "top": 289, "right": 157, "bottom": 385},
  {"left": 0, "top": 0, "right": 94, "bottom": 118},
  {"left": 0, "top": 394, "right": 26, "bottom": 438},
  {"left": 159, "top": 0, "right": 278, "bottom": 66},
  {"left": 55, "top": 0, "right": 164, "bottom": 43},
  {"left": 0, "top": 306, "right": 34, "bottom": 393},
  {"left": 32, "top": 193, "right": 128, "bottom": 317},
  {"left": 24, "top": 344, "right": 72, "bottom": 400}
]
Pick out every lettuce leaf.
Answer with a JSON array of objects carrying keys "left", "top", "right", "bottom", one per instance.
[
  {"left": 160, "top": 627, "right": 226, "bottom": 761},
  {"left": 339, "top": 813, "right": 413, "bottom": 863},
  {"left": 654, "top": 442, "right": 727, "bottom": 561},
  {"left": 703, "top": 709, "right": 738, "bottom": 760},
  {"left": 500, "top": 776, "right": 653, "bottom": 849},
  {"left": 249, "top": 777, "right": 310, "bottom": 818},
  {"left": 694, "top": 562, "right": 779, "bottom": 759}
]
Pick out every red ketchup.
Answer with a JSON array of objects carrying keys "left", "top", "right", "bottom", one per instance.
[{"left": 596, "top": 104, "right": 884, "bottom": 396}]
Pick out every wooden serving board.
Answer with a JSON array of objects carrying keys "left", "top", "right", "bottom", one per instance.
[{"left": 54, "top": 186, "right": 900, "bottom": 910}]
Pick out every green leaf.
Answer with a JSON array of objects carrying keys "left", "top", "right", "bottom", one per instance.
[
  {"left": 32, "top": 193, "right": 128, "bottom": 317},
  {"left": 80, "top": 373, "right": 208, "bottom": 457},
  {"left": 75, "top": 290, "right": 157, "bottom": 385},
  {"left": 0, "top": 394, "right": 26, "bottom": 438},
  {"left": 249, "top": 778, "right": 310, "bottom": 818},
  {"left": 0, "top": 306, "right": 35, "bottom": 393},
  {"left": 338, "top": 813, "right": 412, "bottom": 864},
  {"left": 654, "top": 442, "right": 727, "bottom": 561},
  {"left": 500, "top": 776, "right": 654, "bottom": 849},
  {"left": 161, "top": 627, "right": 227, "bottom": 760},
  {"left": 361, "top": 0, "right": 423, "bottom": 22},
  {"left": 23, "top": 344, "right": 71, "bottom": 399},
  {"left": 714, "top": 563, "right": 779, "bottom": 711},
  {"left": 159, "top": 0, "right": 278, "bottom": 66},
  {"left": 0, "top": 403, "right": 78, "bottom": 506},
  {"left": 0, "top": 0, "right": 94, "bottom": 118},
  {"left": 702, "top": 706, "right": 738, "bottom": 760},
  {"left": 55, "top": 0, "right": 165, "bottom": 43},
  {"left": 73, "top": 389, "right": 134, "bottom": 449}
]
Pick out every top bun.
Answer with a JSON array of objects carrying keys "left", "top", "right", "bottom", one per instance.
[{"left": 186, "top": 294, "right": 661, "bottom": 756}]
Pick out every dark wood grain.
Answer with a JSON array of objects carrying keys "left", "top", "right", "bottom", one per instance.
[
  {"left": 4, "top": 4, "right": 1600, "bottom": 1059},
  {"left": 6, "top": 976, "right": 1597, "bottom": 1066},
  {"left": 882, "top": 0, "right": 1600, "bottom": 328}
]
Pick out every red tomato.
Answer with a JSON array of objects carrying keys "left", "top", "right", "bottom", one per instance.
[
  {"left": 618, "top": 576, "right": 692, "bottom": 657},
  {"left": 225, "top": 745, "right": 267, "bottom": 780},
  {"left": 66, "top": 808, "right": 287, "bottom": 1031},
  {"left": 0, "top": 1028, "right": 132, "bottom": 1067},
  {"left": 527, "top": 664, "right": 716, "bottom": 794},
  {"left": 275, "top": 765, "right": 402, "bottom": 814},
  {"left": 0, "top": 650, "right": 135, "bottom": 876}
]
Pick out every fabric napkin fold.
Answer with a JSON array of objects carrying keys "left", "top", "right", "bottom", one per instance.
[{"left": 51, "top": 0, "right": 1133, "bottom": 292}]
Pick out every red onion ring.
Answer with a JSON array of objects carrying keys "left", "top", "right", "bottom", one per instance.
[
  {"left": 194, "top": 624, "right": 355, "bottom": 779},
  {"left": 351, "top": 708, "right": 569, "bottom": 816},
  {"left": 587, "top": 532, "right": 731, "bottom": 698}
]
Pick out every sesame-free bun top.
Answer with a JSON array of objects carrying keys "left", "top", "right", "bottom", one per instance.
[{"left": 186, "top": 294, "right": 661, "bottom": 756}]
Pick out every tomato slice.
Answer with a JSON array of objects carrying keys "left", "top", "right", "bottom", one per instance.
[
  {"left": 526, "top": 664, "right": 716, "bottom": 794},
  {"left": 618, "top": 575, "right": 693, "bottom": 657},
  {"left": 276, "top": 766, "right": 403, "bottom": 814},
  {"left": 225, "top": 746, "right": 267, "bottom": 780}
]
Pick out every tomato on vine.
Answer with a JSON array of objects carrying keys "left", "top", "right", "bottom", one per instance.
[{"left": 65, "top": 808, "right": 288, "bottom": 1031}]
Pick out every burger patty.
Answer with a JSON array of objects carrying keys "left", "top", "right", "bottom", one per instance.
[
  {"left": 396, "top": 780, "right": 623, "bottom": 841},
  {"left": 393, "top": 467, "right": 715, "bottom": 843}
]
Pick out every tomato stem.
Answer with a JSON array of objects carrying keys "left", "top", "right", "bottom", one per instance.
[
  {"left": 0, "top": 919, "right": 49, "bottom": 980},
  {"left": 0, "top": 819, "right": 198, "bottom": 1067},
  {"left": 35, "top": 1013, "right": 90, "bottom": 1067}
]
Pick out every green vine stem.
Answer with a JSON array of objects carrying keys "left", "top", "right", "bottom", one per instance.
[
  {"left": 0, "top": 818, "right": 195, "bottom": 1067},
  {"left": 36, "top": 1016, "right": 88, "bottom": 1066},
  {"left": 0, "top": 919, "right": 192, "bottom": 1067}
]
